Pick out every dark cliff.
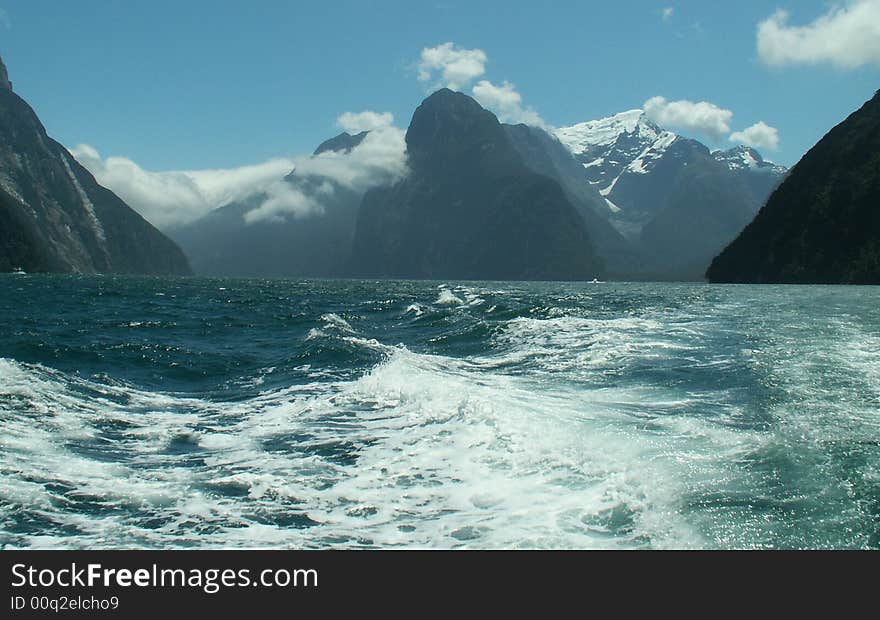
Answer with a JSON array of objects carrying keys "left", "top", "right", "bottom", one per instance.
[
  {"left": 349, "top": 89, "right": 604, "bottom": 280},
  {"left": 708, "top": 90, "right": 880, "bottom": 284}
]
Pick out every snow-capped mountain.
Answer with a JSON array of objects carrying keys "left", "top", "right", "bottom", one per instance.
[
  {"left": 554, "top": 109, "right": 788, "bottom": 279},
  {"left": 554, "top": 109, "right": 787, "bottom": 220},
  {"left": 555, "top": 111, "right": 786, "bottom": 210},
  {"left": 711, "top": 145, "right": 787, "bottom": 175},
  {"left": 555, "top": 110, "right": 678, "bottom": 198}
]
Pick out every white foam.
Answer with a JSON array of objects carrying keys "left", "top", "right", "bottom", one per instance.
[
  {"left": 435, "top": 289, "right": 464, "bottom": 306},
  {"left": 305, "top": 328, "right": 326, "bottom": 341},
  {"left": 320, "top": 313, "right": 355, "bottom": 333},
  {"left": 5, "top": 294, "right": 877, "bottom": 550},
  {"left": 0, "top": 346, "right": 706, "bottom": 550}
]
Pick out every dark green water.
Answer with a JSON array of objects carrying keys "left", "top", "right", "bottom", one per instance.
[{"left": 1, "top": 275, "right": 878, "bottom": 548}]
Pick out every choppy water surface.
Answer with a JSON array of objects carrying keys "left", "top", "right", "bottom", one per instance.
[{"left": 1, "top": 276, "right": 878, "bottom": 549}]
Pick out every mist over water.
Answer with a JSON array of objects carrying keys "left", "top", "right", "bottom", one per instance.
[{"left": 1, "top": 276, "right": 878, "bottom": 549}]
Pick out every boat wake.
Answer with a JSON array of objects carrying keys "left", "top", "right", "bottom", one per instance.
[{"left": 2, "top": 279, "right": 879, "bottom": 549}]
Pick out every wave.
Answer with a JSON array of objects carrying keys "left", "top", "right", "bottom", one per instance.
[
  {"left": 0, "top": 342, "right": 720, "bottom": 549},
  {"left": 435, "top": 289, "right": 463, "bottom": 306},
  {"left": 3, "top": 282, "right": 880, "bottom": 550}
]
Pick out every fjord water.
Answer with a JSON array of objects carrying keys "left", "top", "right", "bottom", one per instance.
[{"left": 1, "top": 276, "right": 878, "bottom": 550}]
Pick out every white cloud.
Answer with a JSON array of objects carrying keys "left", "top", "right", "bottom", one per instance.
[
  {"left": 662, "top": 7, "right": 674, "bottom": 22},
  {"left": 471, "top": 80, "right": 549, "bottom": 129},
  {"left": 757, "top": 1, "right": 880, "bottom": 69},
  {"left": 71, "top": 144, "right": 294, "bottom": 229},
  {"left": 72, "top": 115, "right": 408, "bottom": 229},
  {"left": 293, "top": 124, "right": 407, "bottom": 190},
  {"left": 244, "top": 123, "right": 408, "bottom": 224},
  {"left": 643, "top": 96, "right": 733, "bottom": 142},
  {"left": 417, "top": 42, "right": 488, "bottom": 90},
  {"left": 730, "top": 121, "right": 780, "bottom": 151},
  {"left": 414, "top": 43, "right": 549, "bottom": 130},
  {"left": 337, "top": 110, "right": 394, "bottom": 133},
  {"left": 240, "top": 180, "right": 324, "bottom": 225}
]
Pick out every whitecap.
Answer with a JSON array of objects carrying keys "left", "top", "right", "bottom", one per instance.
[
  {"left": 320, "top": 313, "right": 355, "bottom": 333},
  {"left": 435, "top": 289, "right": 463, "bottom": 306},
  {"left": 404, "top": 304, "right": 425, "bottom": 316}
]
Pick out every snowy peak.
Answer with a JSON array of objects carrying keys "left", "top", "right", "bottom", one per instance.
[
  {"left": 555, "top": 108, "right": 787, "bottom": 203},
  {"left": 713, "top": 145, "right": 762, "bottom": 169},
  {"left": 555, "top": 109, "right": 671, "bottom": 155},
  {"left": 554, "top": 110, "right": 680, "bottom": 194},
  {"left": 712, "top": 146, "right": 786, "bottom": 174},
  {"left": 555, "top": 111, "right": 786, "bottom": 177}
]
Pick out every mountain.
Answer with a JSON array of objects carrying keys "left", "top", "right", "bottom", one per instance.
[
  {"left": 555, "top": 109, "right": 786, "bottom": 279},
  {"left": 502, "top": 123, "right": 639, "bottom": 275},
  {"left": 168, "top": 132, "right": 367, "bottom": 278},
  {"left": 312, "top": 130, "right": 368, "bottom": 155},
  {"left": 555, "top": 110, "right": 786, "bottom": 227},
  {"left": 0, "top": 55, "right": 11, "bottom": 91},
  {"left": 0, "top": 54, "right": 190, "bottom": 275},
  {"left": 638, "top": 156, "right": 771, "bottom": 279},
  {"left": 349, "top": 89, "right": 604, "bottom": 280},
  {"left": 707, "top": 90, "right": 880, "bottom": 284},
  {"left": 555, "top": 110, "right": 678, "bottom": 214}
]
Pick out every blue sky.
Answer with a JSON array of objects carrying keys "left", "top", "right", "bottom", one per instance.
[{"left": 0, "top": 0, "right": 878, "bottom": 172}]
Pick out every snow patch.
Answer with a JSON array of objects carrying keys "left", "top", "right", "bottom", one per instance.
[
  {"left": 600, "top": 174, "right": 621, "bottom": 197},
  {"left": 628, "top": 158, "right": 647, "bottom": 174},
  {"left": 740, "top": 150, "right": 758, "bottom": 168},
  {"left": 625, "top": 132, "right": 676, "bottom": 175},
  {"left": 604, "top": 198, "right": 622, "bottom": 213},
  {"left": 653, "top": 131, "right": 677, "bottom": 151}
]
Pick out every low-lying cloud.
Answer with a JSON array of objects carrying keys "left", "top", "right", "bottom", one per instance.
[
  {"left": 644, "top": 96, "right": 733, "bottom": 142},
  {"left": 72, "top": 111, "right": 407, "bottom": 229},
  {"left": 243, "top": 122, "right": 407, "bottom": 224},
  {"left": 757, "top": 1, "right": 880, "bottom": 69},
  {"left": 729, "top": 121, "right": 779, "bottom": 151},
  {"left": 71, "top": 144, "right": 295, "bottom": 229}
]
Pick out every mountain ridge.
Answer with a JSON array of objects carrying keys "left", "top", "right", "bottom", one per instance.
[
  {"left": 169, "top": 133, "right": 367, "bottom": 278},
  {"left": 349, "top": 89, "right": 604, "bottom": 280},
  {"left": 553, "top": 108, "right": 787, "bottom": 279},
  {"left": 0, "top": 56, "right": 191, "bottom": 275},
  {"left": 707, "top": 89, "right": 880, "bottom": 284}
]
